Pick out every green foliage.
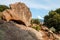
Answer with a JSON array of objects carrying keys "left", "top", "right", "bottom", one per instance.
[
  {"left": 32, "top": 25, "right": 41, "bottom": 31},
  {"left": 55, "top": 8, "right": 60, "bottom": 14},
  {"left": 0, "top": 5, "right": 9, "bottom": 12},
  {"left": 31, "top": 18, "right": 40, "bottom": 25},
  {"left": 44, "top": 8, "right": 60, "bottom": 32},
  {"left": 31, "top": 18, "right": 41, "bottom": 31}
]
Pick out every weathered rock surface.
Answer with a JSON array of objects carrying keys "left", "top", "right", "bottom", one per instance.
[
  {"left": 2, "top": 2, "right": 32, "bottom": 26},
  {"left": 0, "top": 21, "right": 43, "bottom": 40},
  {"left": 0, "top": 21, "right": 60, "bottom": 40}
]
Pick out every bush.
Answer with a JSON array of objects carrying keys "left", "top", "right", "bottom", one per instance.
[
  {"left": 32, "top": 25, "right": 41, "bottom": 31},
  {"left": 0, "top": 5, "right": 9, "bottom": 12}
]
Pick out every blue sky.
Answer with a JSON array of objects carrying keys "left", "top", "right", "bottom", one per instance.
[{"left": 0, "top": 0, "right": 60, "bottom": 19}]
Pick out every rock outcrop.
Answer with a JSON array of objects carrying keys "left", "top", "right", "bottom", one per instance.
[
  {"left": 0, "top": 21, "right": 60, "bottom": 40},
  {"left": 2, "top": 2, "right": 32, "bottom": 26},
  {"left": 0, "top": 21, "right": 42, "bottom": 40}
]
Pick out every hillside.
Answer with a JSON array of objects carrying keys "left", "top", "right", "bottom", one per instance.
[{"left": 0, "top": 2, "right": 60, "bottom": 40}]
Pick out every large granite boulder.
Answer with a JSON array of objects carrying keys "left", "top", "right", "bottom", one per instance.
[
  {"left": 2, "top": 2, "right": 32, "bottom": 26},
  {"left": 0, "top": 21, "right": 60, "bottom": 40},
  {"left": 0, "top": 21, "right": 43, "bottom": 40}
]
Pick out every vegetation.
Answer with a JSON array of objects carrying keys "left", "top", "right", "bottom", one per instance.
[
  {"left": 31, "top": 18, "right": 41, "bottom": 31},
  {"left": 32, "top": 25, "right": 41, "bottom": 31},
  {"left": 0, "top": 5, "right": 9, "bottom": 12},
  {"left": 44, "top": 8, "right": 60, "bottom": 32}
]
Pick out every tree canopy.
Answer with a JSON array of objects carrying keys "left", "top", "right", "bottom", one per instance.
[
  {"left": 0, "top": 5, "right": 9, "bottom": 12},
  {"left": 44, "top": 8, "right": 60, "bottom": 32}
]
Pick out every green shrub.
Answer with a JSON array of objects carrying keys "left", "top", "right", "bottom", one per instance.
[
  {"left": 32, "top": 25, "right": 41, "bottom": 31},
  {"left": 0, "top": 5, "right": 9, "bottom": 12}
]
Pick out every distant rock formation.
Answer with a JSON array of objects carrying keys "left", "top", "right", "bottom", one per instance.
[{"left": 2, "top": 2, "right": 32, "bottom": 26}]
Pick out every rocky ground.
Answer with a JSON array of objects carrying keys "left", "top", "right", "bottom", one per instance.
[{"left": 0, "top": 20, "right": 60, "bottom": 40}]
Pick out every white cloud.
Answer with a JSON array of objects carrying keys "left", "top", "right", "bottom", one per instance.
[
  {"left": 0, "top": 0, "right": 60, "bottom": 10},
  {"left": 21, "top": 0, "right": 49, "bottom": 10},
  {"left": 27, "top": 3, "right": 49, "bottom": 10},
  {"left": 37, "top": 16, "right": 44, "bottom": 19},
  {"left": 20, "top": 0, "right": 59, "bottom": 10},
  {"left": 10, "top": 0, "right": 49, "bottom": 10}
]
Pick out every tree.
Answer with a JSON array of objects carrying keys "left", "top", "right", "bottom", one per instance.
[
  {"left": 55, "top": 8, "right": 60, "bottom": 14},
  {"left": 44, "top": 8, "right": 60, "bottom": 32},
  {"left": 0, "top": 5, "right": 9, "bottom": 12}
]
